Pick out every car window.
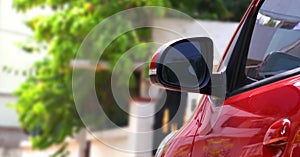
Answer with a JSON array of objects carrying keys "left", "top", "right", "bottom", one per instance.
[{"left": 245, "top": 0, "right": 300, "bottom": 81}]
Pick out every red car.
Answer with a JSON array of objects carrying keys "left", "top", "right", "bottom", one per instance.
[{"left": 149, "top": 0, "right": 300, "bottom": 156}]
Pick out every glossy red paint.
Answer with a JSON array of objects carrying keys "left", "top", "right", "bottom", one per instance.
[
  {"left": 152, "top": 0, "right": 300, "bottom": 156},
  {"left": 162, "top": 74, "right": 300, "bottom": 156},
  {"left": 263, "top": 118, "right": 291, "bottom": 156},
  {"left": 157, "top": 1, "right": 262, "bottom": 156},
  {"left": 150, "top": 0, "right": 300, "bottom": 157},
  {"left": 159, "top": 98, "right": 208, "bottom": 157},
  {"left": 191, "top": 75, "right": 300, "bottom": 156},
  {"left": 224, "top": 75, "right": 300, "bottom": 157},
  {"left": 150, "top": 52, "right": 159, "bottom": 70}
]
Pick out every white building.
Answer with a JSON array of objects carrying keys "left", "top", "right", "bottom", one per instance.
[
  {"left": 0, "top": 0, "right": 46, "bottom": 156},
  {"left": 0, "top": 0, "right": 238, "bottom": 156}
]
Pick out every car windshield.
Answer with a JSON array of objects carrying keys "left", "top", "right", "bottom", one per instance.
[{"left": 245, "top": 0, "right": 300, "bottom": 80}]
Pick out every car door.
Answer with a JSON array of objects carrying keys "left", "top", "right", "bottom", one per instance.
[
  {"left": 192, "top": 75, "right": 300, "bottom": 157},
  {"left": 192, "top": 0, "right": 300, "bottom": 156}
]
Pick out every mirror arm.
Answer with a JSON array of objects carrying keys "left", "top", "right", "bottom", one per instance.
[{"left": 201, "top": 72, "right": 227, "bottom": 98}]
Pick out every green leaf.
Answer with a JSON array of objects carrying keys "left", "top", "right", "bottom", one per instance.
[{"left": 11, "top": 0, "right": 246, "bottom": 152}]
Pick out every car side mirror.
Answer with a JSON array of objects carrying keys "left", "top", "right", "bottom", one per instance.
[{"left": 149, "top": 37, "right": 215, "bottom": 94}]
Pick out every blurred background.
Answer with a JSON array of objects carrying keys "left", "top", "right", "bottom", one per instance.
[{"left": 0, "top": 0, "right": 250, "bottom": 157}]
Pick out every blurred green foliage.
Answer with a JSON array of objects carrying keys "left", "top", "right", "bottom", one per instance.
[{"left": 11, "top": 0, "right": 251, "bottom": 154}]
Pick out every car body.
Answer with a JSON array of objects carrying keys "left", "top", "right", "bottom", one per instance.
[{"left": 149, "top": 0, "right": 300, "bottom": 156}]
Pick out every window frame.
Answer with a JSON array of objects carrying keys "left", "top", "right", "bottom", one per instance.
[{"left": 224, "top": 0, "right": 300, "bottom": 97}]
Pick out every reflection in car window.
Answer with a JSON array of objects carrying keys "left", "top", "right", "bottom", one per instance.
[{"left": 245, "top": 0, "right": 300, "bottom": 80}]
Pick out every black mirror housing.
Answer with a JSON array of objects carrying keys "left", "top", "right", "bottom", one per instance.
[{"left": 149, "top": 37, "right": 214, "bottom": 93}]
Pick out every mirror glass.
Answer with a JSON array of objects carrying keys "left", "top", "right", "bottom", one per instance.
[{"left": 160, "top": 41, "right": 209, "bottom": 89}]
